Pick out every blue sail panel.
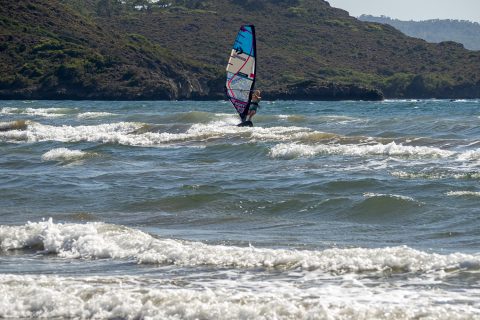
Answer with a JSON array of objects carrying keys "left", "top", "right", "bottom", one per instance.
[{"left": 233, "top": 25, "right": 255, "bottom": 58}]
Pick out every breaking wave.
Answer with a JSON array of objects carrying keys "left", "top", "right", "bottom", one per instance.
[
  {"left": 0, "top": 120, "right": 28, "bottom": 131},
  {"left": 1, "top": 220, "right": 479, "bottom": 273},
  {"left": 0, "top": 120, "right": 315, "bottom": 147},
  {"left": 0, "top": 107, "right": 73, "bottom": 118},
  {"left": 269, "top": 142, "right": 454, "bottom": 160},
  {"left": 41, "top": 148, "right": 90, "bottom": 162},
  {"left": 0, "top": 272, "right": 478, "bottom": 320},
  {"left": 392, "top": 170, "right": 480, "bottom": 180},
  {"left": 446, "top": 191, "right": 480, "bottom": 197},
  {"left": 77, "top": 112, "right": 116, "bottom": 119}
]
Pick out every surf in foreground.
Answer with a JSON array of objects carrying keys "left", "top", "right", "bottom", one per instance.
[{"left": 1, "top": 219, "right": 480, "bottom": 319}]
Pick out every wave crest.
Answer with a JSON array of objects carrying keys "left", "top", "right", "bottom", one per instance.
[
  {"left": 41, "top": 148, "right": 89, "bottom": 162},
  {"left": 1, "top": 220, "right": 479, "bottom": 274},
  {"left": 270, "top": 142, "right": 454, "bottom": 159},
  {"left": 0, "top": 120, "right": 28, "bottom": 131},
  {"left": 1, "top": 273, "right": 477, "bottom": 320},
  {"left": 1, "top": 107, "right": 73, "bottom": 117}
]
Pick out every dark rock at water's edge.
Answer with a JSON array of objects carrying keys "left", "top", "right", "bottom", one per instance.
[
  {"left": 398, "top": 75, "right": 480, "bottom": 99},
  {"left": 0, "top": 81, "right": 383, "bottom": 101},
  {"left": 4, "top": 74, "right": 480, "bottom": 101},
  {"left": 0, "top": 74, "right": 227, "bottom": 101},
  {"left": 0, "top": 68, "right": 382, "bottom": 100},
  {"left": 266, "top": 82, "right": 384, "bottom": 101}
]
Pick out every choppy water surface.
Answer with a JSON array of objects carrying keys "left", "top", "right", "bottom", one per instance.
[{"left": 1, "top": 99, "right": 480, "bottom": 319}]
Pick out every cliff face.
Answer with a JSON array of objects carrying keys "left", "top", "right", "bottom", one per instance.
[
  {"left": 267, "top": 82, "right": 383, "bottom": 101},
  {"left": 1, "top": 0, "right": 480, "bottom": 100}
]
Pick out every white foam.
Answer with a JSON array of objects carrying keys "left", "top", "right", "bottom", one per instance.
[
  {"left": 0, "top": 121, "right": 142, "bottom": 144},
  {"left": 0, "top": 120, "right": 317, "bottom": 147},
  {"left": 392, "top": 170, "right": 480, "bottom": 180},
  {"left": 277, "top": 114, "right": 306, "bottom": 122},
  {"left": 363, "top": 192, "right": 416, "bottom": 202},
  {"left": 446, "top": 191, "right": 480, "bottom": 197},
  {"left": 2, "top": 221, "right": 480, "bottom": 318},
  {"left": 456, "top": 149, "right": 480, "bottom": 161},
  {"left": 41, "top": 148, "right": 88, "bottom": 162},
  {"left": 0, "top": 107, "right": 72, "bottom": 118},
  {"left": 2, "top": 119, "right": 480, "bottom": 166},
  {"left": 77, "top": 112, "right": 115, "bottom": 119},
  {"left": 1, "top": 220, "right": 479, "bottom": 273},
  {"left": 270, "top": 142, "right": 455, "bottom": 159},
  {"left": 0, "top": 272, "right": 478, "bottom": 320},
  {"left": 250, "top": 125, "right": 312, "bottom": 141}
]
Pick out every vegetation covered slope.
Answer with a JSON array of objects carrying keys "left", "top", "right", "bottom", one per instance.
[
  {"left": 0, "top": 0, "right": 221, "bottom": 99},
  {"left": 1, "top": 0, "right": 480, "bottom": 100},
  {"left": 359, "top": 15, "right": 480, "bottom": 51}
]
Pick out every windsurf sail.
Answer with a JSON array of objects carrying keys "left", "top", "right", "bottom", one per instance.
[{"left": 225, "top": 25, "right": 256, "bottom": 121}]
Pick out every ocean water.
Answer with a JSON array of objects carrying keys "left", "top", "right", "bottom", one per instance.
[{"left": 1, "top": 99, "right": 480, "bottom": 319}]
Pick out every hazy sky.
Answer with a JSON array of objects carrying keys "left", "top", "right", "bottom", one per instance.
[{"left": 327, "top": 0, "right": 480, "bottom": 22}]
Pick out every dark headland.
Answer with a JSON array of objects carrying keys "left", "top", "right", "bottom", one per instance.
[{"left": 1, "top": 0, "right": 480, "bottom": 101}]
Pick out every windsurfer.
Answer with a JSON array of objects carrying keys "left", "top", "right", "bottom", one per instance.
[{"left": 247, "top": 90, "right": 262, "bottom": 121}]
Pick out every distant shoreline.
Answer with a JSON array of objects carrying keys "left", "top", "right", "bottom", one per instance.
[
  {"left": 0, "top": 95, "right": 385, "bottom": 101},
  {"left": 1, "top": 97, "right": 479, "bottom": 102},
  {"left": 0, "top": 83, "right": 386, "bottom": 101},
  {"left": 3, "top": 80, "right": 480, "bottom": 101}
]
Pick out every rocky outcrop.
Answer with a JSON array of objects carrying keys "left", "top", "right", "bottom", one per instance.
[
  {"left": 266, "top": 82, "right": 384, "bottom": 101},
  {"left": 0, "top": 78, "right": 384, "bottom": 101}
]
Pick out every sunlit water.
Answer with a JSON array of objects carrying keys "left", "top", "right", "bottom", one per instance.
[{"left": 1, "top": 99, "right": 480, "bottom": 319}]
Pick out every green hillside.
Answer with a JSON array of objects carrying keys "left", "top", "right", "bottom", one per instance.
[
  {"left": 0, "top": 0, "right": 221, "bottom": 99},
  {"left": 1, "top": 0, "right": 480, "bottom": 100}
]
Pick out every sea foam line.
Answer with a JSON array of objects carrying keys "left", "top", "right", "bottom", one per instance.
[
  {"left": 77, "top": 111, "right": 116, "bottom": 119},
  {"left": 391, "top": 170, "right": 480, "bottom": 180},
  {"left": 269, "top": 142, "right": 455, "bottom": 159},
  {"left": 1, "top": 220, "right": 479, "bottom": 273},
  {"left": 363, "top": 193, "right": 416, "bottom": 202},
  {"left": 446, "top": 191, "right": 480, "bottom": 197},
  {"left": 0, "top": 121, "right": 143, "bottom": 144},
  {"left": 0, "top": 121, "right": 314, "bottom": 146},
  {"left": 0, "top": 273, "right": 478, "bottom": 320},
  {"left": 2, "top": 120, "right": 480, "bottom": 162},
  {"left": 0, "top": 107, "right": 72, "bottom": 118}
]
